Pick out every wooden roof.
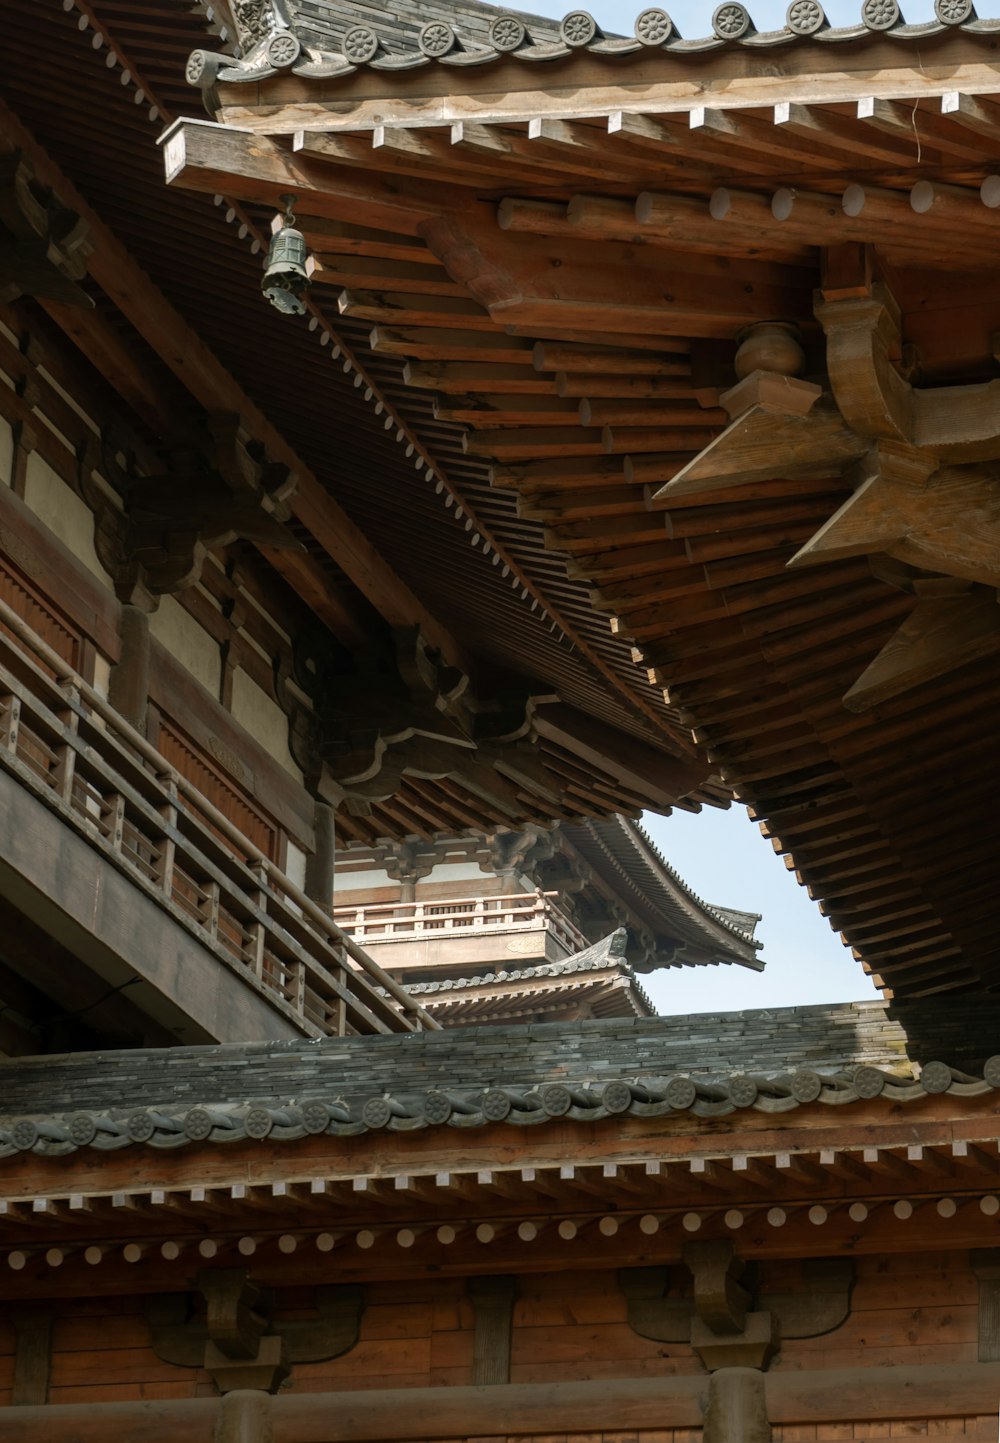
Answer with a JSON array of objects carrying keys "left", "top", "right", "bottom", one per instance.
[
  {"left": 0, "top": 0, "right": 722, "bottom": 848},
  {"left": 158, "top": 1, "right": 1000, "bottom": 1002}
]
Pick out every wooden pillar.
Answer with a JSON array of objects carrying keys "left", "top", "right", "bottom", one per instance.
[
  {"left": 468, "top": 1276, "right": 517, "bottom": 1385},
  {"left": 213, "top": 1391, "right": 272, "bottom": 1443},
  {"left": 704, "top": 1368, "right": 771, "bottom": 1443},
  {"left": 108, "top": 603, "right": 151, "bottom": 734},
  {"left": 10, "top": 1311, "right": 51, "bottom": 1407},
  {"left": 304, "top": 801, "right": 336, "bottom": 911}
]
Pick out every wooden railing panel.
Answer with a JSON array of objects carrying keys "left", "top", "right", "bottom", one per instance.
[{"left": 0, "top": 596, "right": 437, "bottom": 1037}]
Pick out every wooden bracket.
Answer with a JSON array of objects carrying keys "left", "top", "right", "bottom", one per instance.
[
  {"left": 683, "top": 1240, "right": 751, "bottom": 1335},
  {"left": 818, "top": 284, "right": 1000, "bottom": 464},
  {"left": 202, "top": 1269, "right": 269, "bottom": 1362},
  {"left": 93, "top": 414, "right": 301, "bottom": 600},
  {"left": 146, "top": 1276, "right": 365, "bottom": 1391},
  {"left": 0, "top": 152, "right": 92, "bottom": 308}
]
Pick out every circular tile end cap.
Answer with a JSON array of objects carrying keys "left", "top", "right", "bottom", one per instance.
[
  {"left": 561, "top": 10, "right": 599, "bottom": 45},
  {"left": 712, "top": 2, "right": 752, "bottom": 38},
  {"left": 419, "top": 20, "right": 458, "bottom": 56},
  {"left": 635, "top": 7, "right": 673, "bottom": 43},
  {"left": 919, "top": 1060, "right": 953, "bottom": 1095}
]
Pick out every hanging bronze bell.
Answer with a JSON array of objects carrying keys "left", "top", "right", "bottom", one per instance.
[{"left": 262, "top": 205, "right": 310, "bottom": 315}]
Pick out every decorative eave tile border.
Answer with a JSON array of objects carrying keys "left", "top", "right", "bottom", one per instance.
[
  {"left": 184, "top": 0, "right": 999, "bottom": 94},
  {"left": 2, "top": 1056, "right": 998, "bottom": 1158}
]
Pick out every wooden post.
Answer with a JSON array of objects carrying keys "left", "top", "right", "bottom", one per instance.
[
  {"left": 108, "top": 603, "right": 151, "bottom": 735},
  {"left": 304, "top": 801, "right": 335, "bottom": 912},
  {"left": 704, "top": 1368, "right": 771, "bottom": 1443},
  {"left": 468, "top": 1275, "right": 517, "bottom": 1385},
  {"left": 10, "top": 1311, "right": 52, "bottom": 1406},
  {"left": 213, "top": 1391, "right": 273, "bottom": 1443}
]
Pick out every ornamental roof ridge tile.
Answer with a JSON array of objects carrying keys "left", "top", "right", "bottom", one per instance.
[
  {"left": 1, "top": 998, "right": 999, "bottom": 1158},
  {"left": 186, "top": 0, "right": 996, "bottom": 94}
]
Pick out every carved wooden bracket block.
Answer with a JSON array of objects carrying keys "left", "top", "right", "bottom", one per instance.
[
  {"left": 0, "top": 152, "right": 93, "bottom": 308},
  {"left": 683, "top": 1240, "right": 751, "bottom": 1334},
  {"left": 691, "top": 1312, "right": 778, "bottom": 1373},
  {"left": 92, "top": 414, "right": 300, "bottom": 600},
  {"left": 146, "top": 1272, "right": 364, "bottom": 1393},
  {"left": 621, "top": 1256, "right": 852, "bottom": 1371},
  {"left": 818, "top": 287, "right": 1000, "bottom": 464}
]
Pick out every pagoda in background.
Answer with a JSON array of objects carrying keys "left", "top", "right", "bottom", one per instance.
[{"left": 334, "top": 818, "right": 761, "bottom": 1024}]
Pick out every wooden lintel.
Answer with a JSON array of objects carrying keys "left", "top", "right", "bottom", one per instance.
[{"left": 6, "top": 1361, "right": 1000, "bottom": 1442}]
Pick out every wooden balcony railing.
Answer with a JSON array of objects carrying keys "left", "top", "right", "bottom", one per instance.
[
  {"left": 334, "top": 891, "right": 590, "bottom": 956},
  {"left": 0, "top": 594, "right": 437, "bottom": 1037}
]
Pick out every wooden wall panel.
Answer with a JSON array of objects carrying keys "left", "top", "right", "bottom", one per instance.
[{"left": 46, "top": 1296, "right": 205, "bottom": 1408}]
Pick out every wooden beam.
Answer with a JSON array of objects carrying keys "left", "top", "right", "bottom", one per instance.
[
  {"left": 0, "top": 100, "right": 462, "bottom": 666},
  {"left": 6, "top": 1363, "right": 1000, "bottom": 1442},
  {"left": 843, "top": 590, "right": 1000, "bottom": 713},
  {"left": 789, "top": 450, "right": 1000, "bottom": 589},
  {"left": 420, "top": 212, "right": 813, "bottom": 341},
  {"left": 656, "top": 397, "right": 865, "bottom": 502}
]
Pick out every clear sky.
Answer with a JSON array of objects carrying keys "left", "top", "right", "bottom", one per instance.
[
  {"left": 523, "top": 0, "right": 999, "bottom": 32},
  {"left": 640, "top": 805, "right": 877, "bottom": 1014}
]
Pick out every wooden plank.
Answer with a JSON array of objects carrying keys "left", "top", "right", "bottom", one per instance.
[{"left": 10, "top": 1311, "right": 51, "bottom": 1406}]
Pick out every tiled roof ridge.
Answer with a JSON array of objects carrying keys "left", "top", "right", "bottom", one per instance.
[
  {"left": 186, "top": 0, "right": 998, "bottom": 92},
  {"left": 398, "top": 928, "right": 632, "bottom": 992},
  {"left": 2, "top": 996, "right": 999, "bottom": 1157},
  {"left": 1, "top": 1054, "right": 997, "bottom": 1158},
  {"left": 396, "top": 929, "right": 658, "bottom": 1015}
]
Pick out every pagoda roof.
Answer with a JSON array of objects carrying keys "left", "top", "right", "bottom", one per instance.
[
  {"left": 396, "top": 928, "right": 657, "bottom": 1020},
  {"left": 566, "top": 816, "right": 762, "bottom": 970}
]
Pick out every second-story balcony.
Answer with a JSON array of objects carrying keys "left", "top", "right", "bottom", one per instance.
[
  {"left": 0, "top": 595, "right": 435, "bottom": 1051},
  {"left": 332, "top": 891, "right": 591, "bottom": 979}
]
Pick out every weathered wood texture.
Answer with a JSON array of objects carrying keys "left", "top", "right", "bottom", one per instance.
[{"left": 0, "top": 1254, "right": 982, "bottom": 1409}]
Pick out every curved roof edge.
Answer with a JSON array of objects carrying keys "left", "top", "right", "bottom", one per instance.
[{"left": 567, "top": 816, "right": 764, "bottom": 972}]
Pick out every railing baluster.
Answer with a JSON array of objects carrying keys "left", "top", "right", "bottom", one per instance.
[
  {"left": 106, "top": 793, "right": 125, "bottom": 853},
  {"left": 1, "top": 693, "right": 21, "bottom": 753},
  {"left": 201, "top": 879, "right": 221, "bottom": 942},
  {"left": 246, "top": 859, "right": 267, "bottom": 981}
]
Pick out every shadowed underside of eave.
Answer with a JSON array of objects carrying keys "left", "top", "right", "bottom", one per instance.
[
  {"left": 0, "top": 0, "right": 729, "bottom": 846},
  {"left": 156, "top": 20, "right": 1000, "bottom": 999}
]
